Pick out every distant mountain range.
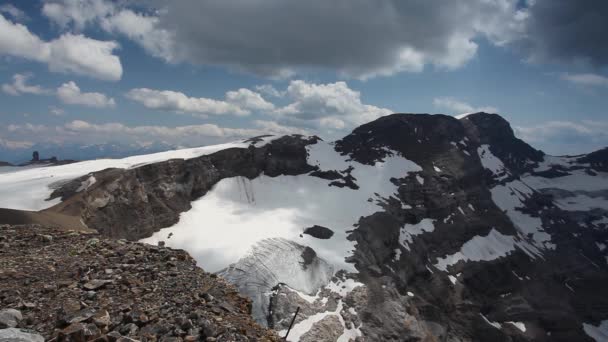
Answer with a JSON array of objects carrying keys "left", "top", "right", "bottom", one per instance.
[{"left": 0, "top": 141, "right": 179, "bottom": 165}]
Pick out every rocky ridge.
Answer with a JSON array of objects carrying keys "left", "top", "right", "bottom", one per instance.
[{"left": 0, "top": 224, "right": 278, "bottom": 342}]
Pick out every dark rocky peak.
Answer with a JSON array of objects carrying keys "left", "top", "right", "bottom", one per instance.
[
  {"left": 335, "top": 113, "right": 467, "bottom": 167},
  {"left": 460, "top": 112, "right": 544, "bottom": 174},
  {"left": 577, "top": 147, "right": 608, "bottom": 172}
]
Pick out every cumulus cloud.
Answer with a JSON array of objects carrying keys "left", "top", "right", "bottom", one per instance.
[
  {"left": 514, "top": 120, "right": 608, "bottom": 155},
  {"left": 2, "top": 73, "right": 50, "bottom": 96},
  {"left": 126, "top": 80, "right": 391, "bottom": 131},
  {"left": 0, "top": 14, "right": 122, "bottom": 81},
  {"left": 126, "top": 88, "right": 273, "bottom": 116},
  {"left": 42, "top": 0, "right": 527, "bottom": 79},
  {"left": 38, "top": 0, "right": 608, "bottom": 77},
  {"left": 42, "top": 0, "right": 174, "bottom": 62},
  {"left": 148, "top": 0, "right": 528, "bottom": 79},
  {"left": 272, "top": 80, "right": 393, "bottom": 129},
  {"left": 433, "top": 97, "right": 498, "bottom": 115},
  {"left": 57, "top": 81, "right": 116, "bottom": 108},
  {"left": 560, "top": 73, "right": 608, "bottom": 87}
]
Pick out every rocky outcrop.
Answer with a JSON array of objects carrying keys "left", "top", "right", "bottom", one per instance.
[{"left": 0, "top": 224, "right": 278, "bottom": 341}]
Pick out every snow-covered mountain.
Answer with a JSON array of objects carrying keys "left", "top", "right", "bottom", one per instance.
[{"left": 1, "top": 113, "right": 607, "bottom": 341}]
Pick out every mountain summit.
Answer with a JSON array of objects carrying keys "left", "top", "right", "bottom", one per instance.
[{"left": 1, "top": 113, "right": 607, "bottom": 341}]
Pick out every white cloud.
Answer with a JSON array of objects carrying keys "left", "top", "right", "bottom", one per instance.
[
  {"left": 7, "top": 123, "right": 48, "bottom": 133},
  {"left": 514, "top": 120, "right": 608, "bottom": 155},
  {"left": 225, "top": 88, "right": 275, "bottom": 111},
  {"left": 126, "top": 88, "right": 273, "bottom": 116},
  {"left": 433, "top": 97, "right": 498, "bottom": 115},
  {"left": 254, "top": 84, "right": 284, "bottom": 98},
  {"left": 0, "top": 14, "right": 122, "bottom": 81},
  {"left": 0, "top": 4, "right": 28, "bottom": 21},
  {"left": 126, "top": 80, "right": 390, "bottom": 131},
  {"left": 49, "top": 106, "right": 65, "bottom": 116},
  {"left": 57, "top": 81, "right": 116, "bottom": 108},
  {"left": 42, "top": 0, "right": 113, "bottom": 30},
  {"left": 273, "top": 80, "right": 393, "bottom": 129},
  {"left": 0, "top": 137, "right": 34, "bottom": 150},
  {"left": 560, "top": 73, "right": 608, "bottom": 87},
  {"left": 100, "top": 9, "right": 175, "bottom": 62},
  {"left": 40, "top": 0, "right": 525, "bottom": 79},
  {"left": 4, "top": 119, "right": 308, "bottom": 148},
  {"left": 43, "top": 0, "right": 174, "bottom": 62},
  {"left": 2, "top": 73, "right": 50, "bottom": 96}
]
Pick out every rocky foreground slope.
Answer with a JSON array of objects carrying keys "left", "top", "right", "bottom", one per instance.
[
  {"left": 1, "top": 112, "right": 608, "bottom": 341},
  {"left": 0, "top": 224, "right": 278, "bottom": 341}
]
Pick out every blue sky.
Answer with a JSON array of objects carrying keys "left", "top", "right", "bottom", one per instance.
[{"left": 1, "top": 0, "right": 607, "bottom": 159}]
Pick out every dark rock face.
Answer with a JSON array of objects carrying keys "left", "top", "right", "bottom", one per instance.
[
  {"left": 463, "top": 113, "right": 544, "bottom": 174},
  {"left": 333, "top": 113, "right": 608, "bottom": 341},
  {"left": 578, "top": 147, "right": 608, "bottom": 172},
  {"left": 303, "top": 225, "right": 334, "bottom": 239},
  {"left": 0, "top": 224, "right": 278, "bottom": 341}
]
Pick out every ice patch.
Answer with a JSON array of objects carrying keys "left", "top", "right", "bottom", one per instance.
[
  {"left": 398, "top": 219, "right": 435, "bottom": 251},
  {"left": 435, "top": 229, "right": 518, "bottom": 271},
  {"left": 523, "top": 169, "right": 608, "bottom": 193},
  {"left": 416, "top": 174, "right": 425, "bottom": 185},
  {"left": 490, "top": 180, "right": 554, "bottom": 250},
  {"left": 326, "top": 278, "right": 364, "bottom": 297},
  {"left": 507, "top": 321, "right": 526, "bottom": 332},
  {"left": 480, "top": 314, "right": 502, "bottom": 329},
  {"left": 76, "top": 176, "right": 96, "bottom": 192},
  {"left": 448, "top": 275, "right": 457, "bottom": 285},
  {"left": 553, "top": 194, "right": 608, "bottom": 211},
  {"left": 583, "top": 320, "right": 608, "bottom": 342},
  {"left": 478, "top": 144, "right": 510, "bottom": 181}
]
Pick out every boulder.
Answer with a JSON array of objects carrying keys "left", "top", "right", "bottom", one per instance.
[
  {"left": 0, "top": 328, "right": 44, "bottom": 342},
  {"left": 0, "top": 309, "right": 22, "bottom": 329}
]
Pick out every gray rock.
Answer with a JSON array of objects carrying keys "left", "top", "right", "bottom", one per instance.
[
  {"left": 0, "top": 309, "right": 22, "bottom": 329},
  {"left": 0, "top": 328, "right": 44, "bottom": 342},
  {"left": 83, "top": 279, "right": 112, "bottom": 291}
]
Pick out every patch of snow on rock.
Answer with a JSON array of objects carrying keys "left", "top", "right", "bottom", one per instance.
[
  {"left": 435, "top": 229, "right": 518, "bottom": 271},
  {"left": 490, "top": 180, "right": 554, "bottom": 250},
  {"left": 76, "top": 175, "right": 96, "bottom": 192},
  {"left": 477, "top": 144, "right": 510, "bottom": 181},
  {"left": 480, "top": 314, "right": 502, "bottom": 329},
  {"left": 583, "top": 320, "right": 608, "bottom": 342},
  {"left": 507, "top": 321, "right": 526, "bottom": 333},
  {"left": 398, "top": 219, "right": 436, "bottom": 251}
]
